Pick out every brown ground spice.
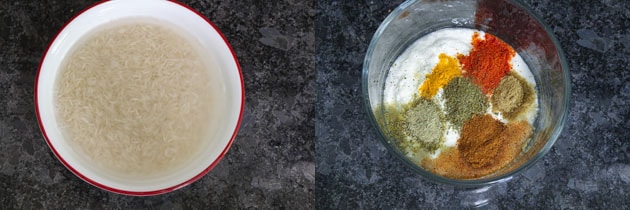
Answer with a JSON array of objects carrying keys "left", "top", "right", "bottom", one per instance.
[
  {"left": 459, "top": 114, "right": 505, "bottom": 169},
  {"left": 491, "top": 71, "right": 536, "bottom": 121},
  {"left": 492, "top": 74, "right": 523, "bottom": 113},
  {"left": 422, "top": 114, "right": 533, "bottom": 179}
]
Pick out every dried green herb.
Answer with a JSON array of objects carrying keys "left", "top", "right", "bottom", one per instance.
[
  {"left": 382, "top": 97, "right": 445, "bottom": 153},
  {"left": 444, "top": 77, "right": 487, "bottom": 128}
]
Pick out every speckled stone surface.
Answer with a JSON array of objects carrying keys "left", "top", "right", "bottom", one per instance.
[
  {"left": 316, "top": 0, "right": 629, "bottom": 209},
  {"left": 0, "top": 0, "right": 314, "bottom": 209}
]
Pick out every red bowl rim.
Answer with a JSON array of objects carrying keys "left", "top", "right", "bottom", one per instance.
[{"left": 33, "top": 0, "right": 245, "bottom": 196}]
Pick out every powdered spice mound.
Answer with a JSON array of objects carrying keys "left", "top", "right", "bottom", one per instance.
[
  {"left": 492, "top": 74, "right": 523, "bottom": 113},
  {"left": 419, "top": 53, "right": 462, "bottom": 99},
  {"left": 444, "top": 77, "right": 487, "bottom": 128},
  {"left": 494, "top": 120, "right": 533, "bottom": 169},
  {"left": 459, "top": 114, "right": 505, "bottom": 169},
  {"left": 492, "top": 72, "right": 536, "bottom": 121},
  {"left": 384, "top": 98, "right": 445, "bottom": 153},
  {"left": 403, "top": 99, "right": 444, "bottom": 147},
  {"left": 457, "top": 32, "right": 515, "bottom": 95},
  {"left": 422, "top": 114, "right": 533, "bottom": 179},
  {"left": 392, "top": 98, "right": 445, "bottom": 152}
]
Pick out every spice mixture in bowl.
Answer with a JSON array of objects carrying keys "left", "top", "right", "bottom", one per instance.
[{"left": 362, "top": 0, "right": 569, "bottom": 186}]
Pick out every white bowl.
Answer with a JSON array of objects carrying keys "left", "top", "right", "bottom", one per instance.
[{"left": 35, "top": 0, "right": 244, "bottom": 196}]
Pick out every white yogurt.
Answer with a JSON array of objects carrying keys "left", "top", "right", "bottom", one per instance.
[{"left": 384, "top": 28, "right": 479, "bottom": 105}]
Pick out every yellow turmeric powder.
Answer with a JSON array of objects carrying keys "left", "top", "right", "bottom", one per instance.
[{"left": 419, "top": 53, "right": 462, "bottom": 99}]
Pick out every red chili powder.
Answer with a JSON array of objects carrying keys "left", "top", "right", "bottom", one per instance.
[{"left": 457, "top": 32, "right": 515, "bottom": 95}]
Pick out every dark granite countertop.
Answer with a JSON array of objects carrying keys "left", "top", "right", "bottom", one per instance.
[
  {"left": 1, "top": 0, "right": 627, "bottom": 208},
  {"left": 0, "top": 0, "right": 314, "bottom": 209},
  {"left": 316, "top": 0, "right": 629, "bottom": 209}
]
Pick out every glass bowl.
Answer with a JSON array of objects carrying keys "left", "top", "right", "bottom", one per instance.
[{"left": 362, "top": 0, "right": 570, "bottom": 186}]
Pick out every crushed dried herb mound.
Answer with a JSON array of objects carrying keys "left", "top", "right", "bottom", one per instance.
[
  {"left": 491, "top": 72, "right": 536, "bottom": 121},
  {"left": 386, "top": 98, "right": 445, "bottom": 153},
  {"left": 443, "top": 77, "right": 487, "bottom": 128},
  {"left": 421, "top": 114, "right": 533, "bottom": 179}
]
